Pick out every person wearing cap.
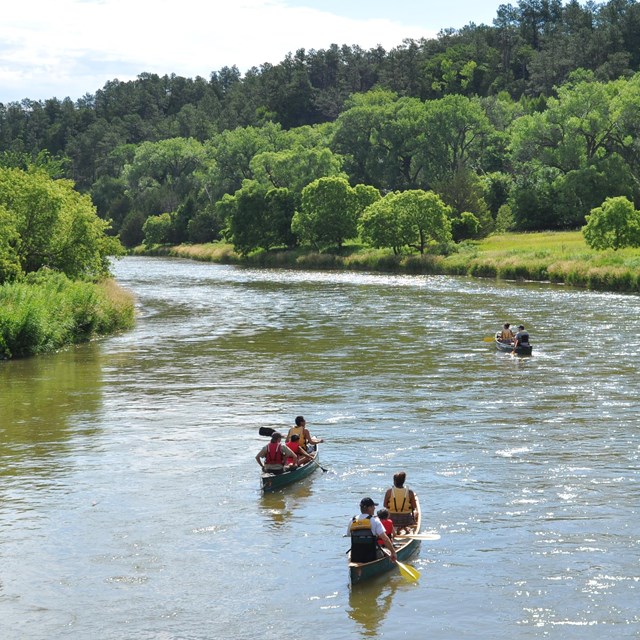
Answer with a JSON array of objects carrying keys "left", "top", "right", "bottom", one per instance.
[
  {"left": 348, "top": 497, "right": 397, "bottom": 564},
  {"left": 286, "top": 416, "right": 324, "bottom": 453},
  {"left": 513, "top": 324, "right": 530, "bottom": 352},
  {"left": 255, "top": 432, "right": 297, "bottom": 474},
  {"left": 383, "top": 471, "right": 417, "bottom": 533}
]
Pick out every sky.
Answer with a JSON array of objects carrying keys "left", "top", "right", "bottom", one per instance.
[{"left": 1, "top": 0, "right": 507, "bottom": 104}]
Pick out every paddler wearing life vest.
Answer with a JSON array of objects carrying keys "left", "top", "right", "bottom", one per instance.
[
  {"left": 286, "top": 416, "right": 323, "bottom": 452},
  {"left": 348, "top": 497, "right": 397, "bottom": 564},
  {"left": 383, "top": 471, "right": 418, "bottom": 532},
  {"left": 255, "top": 432, "right": 297, "bottom": 474}
]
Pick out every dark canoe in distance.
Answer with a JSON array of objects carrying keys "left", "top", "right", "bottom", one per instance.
[
  {"left": 495, "top": 333, "right": 533, "bottom": 356},
  {"left": 260, "top": 446, "right": 320, "bottom": 492},
  {"left": 349, "top": 498, "right": 422, "bottom": 585}
]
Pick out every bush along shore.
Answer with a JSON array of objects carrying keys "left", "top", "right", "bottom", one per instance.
[
  {"left": 136, "top": 231, "right": 640, "bottom": 294},
  {"left": 0, "top": 271, "right": 135, "bottom": 360}
]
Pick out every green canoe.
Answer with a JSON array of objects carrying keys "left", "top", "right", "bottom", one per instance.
[
  {"left": 349, "top": 498, "right": 422, "bottom": 585},
  {"left": 261, "top": 446, "right": 320, "bottom": 492}
]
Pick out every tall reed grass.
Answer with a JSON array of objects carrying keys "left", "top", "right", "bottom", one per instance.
[{"left": 0, "top": 272, "right": 135, "bottom": 359}]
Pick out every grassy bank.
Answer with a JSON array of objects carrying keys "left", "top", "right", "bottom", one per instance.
[
  {"left": 0, "top": 272, "right": 135, "bottom": 360},
  {"left": 138, "top": 231, "right": 640, "bottom": 293}
]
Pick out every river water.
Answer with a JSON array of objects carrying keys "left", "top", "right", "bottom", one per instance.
[{"left": 1, "top": 256, "right": 639, "bottom": 639}]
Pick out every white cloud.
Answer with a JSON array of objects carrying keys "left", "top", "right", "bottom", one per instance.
[{"left": 0, "top": 0, "right": 436, "bottom": 102}]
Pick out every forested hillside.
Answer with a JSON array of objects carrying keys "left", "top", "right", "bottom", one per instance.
[{"left": 2, "top": 0, "right": 640, "bottom": 253}]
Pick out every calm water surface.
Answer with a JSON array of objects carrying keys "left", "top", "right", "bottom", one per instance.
[{"left": 1, "top": 256, "right": 639, "bottom": 639}]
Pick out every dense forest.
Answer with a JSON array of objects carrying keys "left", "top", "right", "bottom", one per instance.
[{"left": 2, "top": 0, "right": 640, "bottom": 254}]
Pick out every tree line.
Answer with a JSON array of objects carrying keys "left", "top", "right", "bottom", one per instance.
[{"left": 2, "top": 0, "right": 640, "bottom": 257}]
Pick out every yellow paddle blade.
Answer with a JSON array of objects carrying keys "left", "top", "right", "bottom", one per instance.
[
  {"left": 483, "top": 336, "right": 495, "bottom": 342},
  {"left": 397, "top": 560, "right": 420, "bottom": 582}
]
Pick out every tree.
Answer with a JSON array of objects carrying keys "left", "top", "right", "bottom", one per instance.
[
  {"left": 293, "top": 177, "right": 359, "bottom": 249},
  {"left": 508, "top": 75, "right": 640, "bottom": 228},
  {"left": 142, "top": 213, "right": 173, "bottom": 247},
  {"left": 0, "top": 167, "right": 121, "bottom": 281},
  {"left": 582, "top": 196, "right": 640, "bottom": 250},
  {"left": 124, "top": 137, "right": 206, "bottom": 218},
  {"left": 222, "top": 181, "right": 272, "bottom": 255},
  {"left": 250, "top": 146, "right": 344, "bottom": 198},
  {"left": 451, "top": 211, "right": 481, "bottom": 241},
  {"left": 330, "top": 89, "right": 399, "bottom": 188},
  {"left": 359, "top": 190, "right": 453, "bottom": 254},
  {"left": 0, "top": 204, "right": 21, "bottom": 282}
]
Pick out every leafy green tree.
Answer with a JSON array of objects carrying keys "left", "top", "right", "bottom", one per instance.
[
  {"left": 264, "top": 187, "right": 297, "bottom": 249},
  {"left": 186, "top": 206, "right": 223, "bottom": 244},
  {"left": 508, "top": 75, "right": 640, "bottom": 228},
  {"left": 451, "top": 211, "right": 481, "bottom": 242},
  {"left": 203, "top": 123, "right": 287, "bottom": 201},
  {"left": 119, "top": 211, "right": 146, "bottom": 248},
  {"left": 358, "top": 195, "right": 406, "bottom": 254},
  {"left": 292, "top": 177, "right": 359, "bottom": 249},
  {"left": 359, "top": 190, "right": 453, "bottom": 254},
  {"left": 0, "top": 167, "right": 121, "bottom": 280},
  {"left": 250, "top": 146, "right": 344, "bottom": 198},
  {"left": 434, "top": 168, "right": 493, "bottom": 235},
  {"left": 353, "top": 184, "right": 381, "bottom": 216},
  {"left": 142, "top": 212, "right": 173, "bottom": 246},
  {"left": 0, "top": 204, "right": 21, "bottom": 282},
  {"left": 124, "top": 137, "right": 206, "bottom": 218},
  {"left": 331, "top": 89, "right": 399, "bottom": 188},
  {"left": 583, "top": 196, "right": 640, "bottom": 250},
  {"left": 422, "top": 95, "right": 496, "bottom": 185},
  {"left": 223, "top": 181, "right": 271, "bottom": 254}
]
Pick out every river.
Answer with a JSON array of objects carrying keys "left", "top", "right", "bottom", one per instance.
[{"left": 1, "top": 256, "right": 638, "bottom": 639}]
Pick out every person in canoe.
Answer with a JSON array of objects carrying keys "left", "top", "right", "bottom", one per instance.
[
  {"left": 383, "top": 471, "right": 418, "bottom": 533},
  {"left": 256, "top": 432, "right": 298, "bottom": 474},
  {"left": 513, "top": 324, "right": 530, "bottom": 352},
  {"left": 376, "top": 508, "right": 394, "bottom": 546},
  {"left": 285, "top": 433, "right": 314, "bottom": 466},
  {"left": 498, "top": 322, "right": 515, "bottom": 343},
  {"left": 286, "top": 416, "right": 323, "bottom": 452},
  {"left": 348, "top": 497, "right": 397, "bottom": 564}
]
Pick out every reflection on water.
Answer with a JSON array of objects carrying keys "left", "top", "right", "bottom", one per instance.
[
  {"left": 0, "top": 343, "right": 103, "bottom": 478},
  {"left": 348, "top": 575, "right": 402, "bottom": 636},
  {"left": 259, "top": 491, "right": 290, "bottom": 527}
]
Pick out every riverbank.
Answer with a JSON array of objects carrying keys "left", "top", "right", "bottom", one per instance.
[
  {"left": 0, "top": 273, "right": 135, "bottom": 360},
  {"left": 136, "top": 231, "right": 640, "bottom": 293}
]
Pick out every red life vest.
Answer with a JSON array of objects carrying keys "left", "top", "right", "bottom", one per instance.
[
  {"left": 266, "top": 443, "right": 285, "bottom": 465},
  {"left": 286, "top": 441, "right": 300, "bottom": 464}
]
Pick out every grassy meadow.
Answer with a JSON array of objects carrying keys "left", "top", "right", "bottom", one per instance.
[{"left": 139, "top": 231, "right": 640, "bottom": 293}]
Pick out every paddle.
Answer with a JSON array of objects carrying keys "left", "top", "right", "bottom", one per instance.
[
  {"left": 382, "top": 548, "right": 420, "bottom": 582},
  {"left": 397, "top": 560, "right": 420, "bottom": 582},
  {"left": 395, "top": 532, "right": 441, "bottom": 541},
  {"left": 483, "top": 336, "right": 496, "bottom": 342},
  {"left": 258, "top": 426, "right": 329, "bottom": 472}
]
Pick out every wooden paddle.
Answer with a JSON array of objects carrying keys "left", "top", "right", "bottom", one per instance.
[
  {"left": 395, "top": 532, "right": 441, "bottom": 541},
  {"left": 483, "top": 336, "right": 496, "bottom": 342},
  {"left": 257, "top": 426, "right": 329, "bottom": 472}
]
